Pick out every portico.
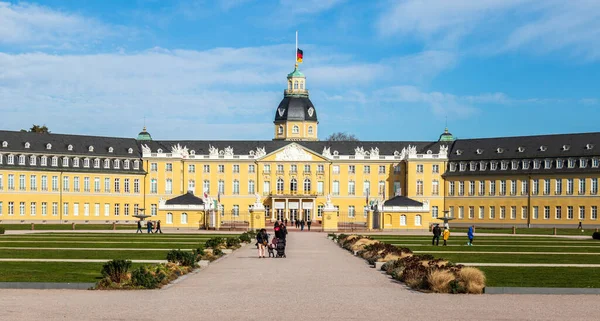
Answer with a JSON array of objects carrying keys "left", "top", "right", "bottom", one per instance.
[{"left": 270, "top": 192, "right": 318, "bottom": 222}]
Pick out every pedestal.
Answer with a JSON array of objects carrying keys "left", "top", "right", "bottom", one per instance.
[
  {"left": 322, "top": 208, "right": 338, "bottom": 232},
  {"left": 250, "top": 207, "right": 265, "bottom": 231},
  {"left": 366, "top": 210, "right": 373, "bottom": 231}
]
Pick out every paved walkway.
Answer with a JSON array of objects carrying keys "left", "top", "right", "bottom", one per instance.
[{"left": 0, "top": 233, "right": 598, "bottom": 321}]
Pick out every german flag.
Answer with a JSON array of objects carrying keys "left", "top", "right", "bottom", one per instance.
[{"left": 296, "top": 48, "right": 303, "bottom": 63}]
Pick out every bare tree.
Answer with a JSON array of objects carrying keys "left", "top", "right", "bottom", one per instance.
[{"left": 325, "top": 132, "right": 359, "bottom": 141}]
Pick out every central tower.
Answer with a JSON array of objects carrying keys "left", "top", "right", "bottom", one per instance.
[{"left": 273, "top": 64, "right": 318, "bottom": 141}]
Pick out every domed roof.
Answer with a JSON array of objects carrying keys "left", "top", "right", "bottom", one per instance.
[
  {"left": 438, "top": 128, "right": 455, "bottom": 142},
  {"left": 137, "top": 127, "right": 152, "bottom": 141},
  {"left": 274, "top": 97, "right": 317, "bottom": 122}
]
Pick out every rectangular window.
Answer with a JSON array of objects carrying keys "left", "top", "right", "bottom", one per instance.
[
  {"left": 478, "top": 181, "right": 485, "bottom": 196},
  {"left": 332, "top": 165, "right": 340, "bottom": 174},
  {"left": 579, "top": 179, "right": 586, "bottom": 195},
  {"left": 458, "top": 181, "right": 464, "bottom": 196},
  {"left": 151, "top": 204, "right": 157, "bottom": 216},
  {"left": 73, "top": 203, "right": 79, "bottom": 216},
  {"left": 363, "top": 165, "right": 370, "bottom": 174},
  {"left": 203, "top": 165, "right": 210, "bottom": 173},
  {"left": 348, "top": 165, "right": 355, "bottom": 174},
  {"left": 567, "top": 178, "right": 573, "bottom": 195},
  {"left": 188, "top": 164, "right": 195, "bottom": 173},
  {"left": 233, "top": 180, "right": 240, "bottom": 194},
  {"left": 248, "top": 180, "right": 255, "bottom": 194},
  {"left": 489, "top": 206, "right": 495, "bottom": 219},
  {"left": 165, "top": 163, "right": 172, "bottom": 172},
  {"left": 41, "top": 202, "right": 47, "bottom": 216},
  {"left": 263, "top": 181, "right": 270, "bottom": 195},
  {"left": 94, "top": 203, "right": 100, "bottom": 217},
  {"left": 232, "top": 205, "right": 239, "bottom": 217},
  {"left": 416, "top": 164, "right": 423, "bottom": 173},
  {"left": 449, "top": 206, "right": 454, "bottom": 218},
  {"left": 579, "top": 206, "right": 585, "bottom": 220},
  {"left": 0, "top": 174, "right": 3, "bottom": 190},
  {"left": 52, "top": 176, "right": 59, "bottom": 191},
  {"left": 555, "top": 179, "right": 562, "bottom": 195},
  {"left": 543, "top": 179, "right": 550, "bottom": 195},
  {"left": 500, "top": 206, "right": 506, "bottom": 219},
  {"left": 94, "top": 177, "right": 100, "bottom": 192},
  {"left": 30, "top": 175, "right": 37, "bottom": 191},
  {"left": 63, "top": 176, "right": 70, "bottom": 191},
  {"left": 317, "top": 164, "right": 324, "bottom": 174},
  {"left": 290, "top": 164, "right": 297, "bottom": 174},
  {"left": 104, "top": 178, "right": 110, "bottom": 193},
  {"left": 378, "top": 165, "right": 385, "bottom": 174},
  {"left": 556, "top": 206, "right": 562, "bottom": 220},
  {"left": 19, "top": 174, "right": 26, "bottom": 191},
  {"left": 468, "top": 206, "right": 474, "bottom": 219},
  {"left": 432, "top": 180, "right": 439, "bottom": 196},
  {"left": 317, "top": 181, "right": 324, "bottom": 195},
  {"left": 262, "top": 164, "right": 270, "bottom": 174},
  {"left": 544, "top": 206, "right": 550, "bottom": 220},
  {"left": 500, "top": 180, "right": 506, "bottom": 195},
  {"left": 532, "top": 179, "right": 539, "bottom": 195},
  {"left": 478, "top": 206, "right": 484, "bottom": 219},
  {"left": 567, "top": 206, "right": 574, "bottom": 220},
  {"left": 510, "top": 206, "right": 516, "bottom": 219},
  {"left": 165, "top": 179, "right": 172, "bottom": 194},
  {"left": 218, "top": 165, "right": 225, "bottom": 173},
  {"left": 30, "top": 202, "right": 36, "bottom": 216},
  {"left": 124, "top": 203, "right": 130, "bottom": 216},
  {"left": 416, "top": 180, "right": 424, "bottom": 196},
  {"left": 134, "top": 179, "right": 140, "bottom": 193},
  {"left": 458, "top": 206, "right": 464, "bottom": 219},
  {"left": 532, "top": 206, "right": 538, "bottom": 220},
  {"left": 348, "top": 206, "right": 355, "bottom": 218},
  {"left": 52, "top": 202, "right": 58, "bottom": 216},
  {"left": 150, "top": 163, "right": 157, "bottom": 172},
  {"left": 592, "top": 206, "right": 597, "bottom": 220},
  {"left": 521, "top": 206, "right": 528, "bottom": 219},
  {"left": 114, "top": 203, "right": 120, "bottom": 216},
  {"left": 469, "top": 181, "right": 475, "bottom": 196},
  {"left": 449, "top": 182, "right": 455, "bottom": 196},
  {"left": 489, "top": 181, "right": 496, "bottom": 196},
  {"left": 104, "top": 203, "right": 110, "bottom": 216},
  {"left": 432, "top": 164, "right": 439, "bottom": 173},
  {"left": 134, "top": 204, "right": 139, "bottom": 216},
  {"left": 432, "top": 206, "right": 438, "bottom": 218},
  {"left": 114, "top": 178, "right": 120, "bottom": 193},
  {"left": 249, "top": 164, "right": 255, "bottom": 173},
  {"left": 363, "top": 181, "right": 370, "bottom": 196},
  {"left": 218, "top": 180, "right": 225, "bottom": 194},
  {"left": 63, "top": 202, "right": 69, "bottom": 216},
  {"left": 84, "top": 177, "right": 90, "bottom": 192},
  {"left": 124, "top": 178, "right": 130, "bottom": 193},
  {"left": 333, "top": 181, "right": 340, "bottom": 195},
  {"left": 511, "top": 180, "right": 517, "bottom": 195},
  {"left": 41, "top": 175, "right": 48, "bottom": 191},
  {"left": 393, "top": 181, "right": 401, "bottom": 196},
  {"left": 84, "top": 203, "right": 90, "bottom": 216},
  {"left": 394, "top": 165, "right": 401, "bottom": 174},
  {"left": 592, "top": 178, "right": 598, "bottom": 195},
  {"left": 233, "top": 164, "right": 240, "bottom": 173},
  {"left": 150, "top": 179, "right": 157, "bottom": 194},
  {"left": 348, "top": 181, "right": 355, "bottom": 195}
]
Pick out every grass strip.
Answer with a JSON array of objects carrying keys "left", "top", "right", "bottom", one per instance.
[
  {"left": 0, "top": 224, "right": 137, "bottom": 230},
  {"left": 0, "top": 249, "right": 169, "bottom": 260},
  {"left": 479, "top": 266, "right": 600, "bottom": 288},
  {"left": 389, "top": 244, "right": 600, "bottom": 253},
  {"left": 426, "top": 252, "right": 600, "bottom": 264},
  {"left": 0, "top": 262, "right": 143, "bottom": 283}
]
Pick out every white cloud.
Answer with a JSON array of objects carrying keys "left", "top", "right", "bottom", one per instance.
[
  {"left": 377, "top": 0, "right": 600, "bottom": 60},
  {"left": 0, "top": 1, "right": 122, "bottom": 49},
  {"left": 279, "top": 0, "right": 345, "bottom": 15}
]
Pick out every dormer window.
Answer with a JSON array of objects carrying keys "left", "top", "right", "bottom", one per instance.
[
  {"left": 476, "top": 149, "right": 483, "bottom": 155},
  {"left": 1, "top": 141, "right": 7, "bottom": 148},
  {"left": 73, "top": 158, "right": 79, "bottom": 168},
  {"left": 592, "top": 158, "right": 599, "bottom": 168},
  {"left": 24, "top": 142, "right": 30, "bottom": 149},
  {"left": 497, "top": 148, "right": 504, "bottom": 154},
  {"left": 93, "top": 159, "right": 100, "bottom": 168},
  {"left": 18, "top": 155, "right": 25, "bottom": 165},
  {"left": 544, "top": 159, "right": 552, "bottom": 169},
  {"left": 41, "top": 156, "right": 47, "bottom": 166},
  {"left": 480, "top": 161, "right": 487, "bottom": 171},
  {"left": 113, "top": 159, "right": 120, "bottom": 169},
  {"left": 88, "top": 146, "right": 94, "bottom": 152},
  {"left": 104, "top": 159, "right": 110, "bottom": 169},
  {"left": 294, "top": 80, "right": 298, "bottom": 89},
  {"left": 7, "top": 154, "right": 14, "bottom": 165},
  {"left": 292, "top": 125, "right": 299, "bottom": 134},
  {"left": 518, "top": 146, "right": 525, "bottom": 152},
  {"left": 522, "top": 160, "right": 530, "bottom": 170},
  {"left": 123, "top": 160, "right": 130, "bottom": 170},
  {"left": 108, "top": 147, "right": 114, "bottom": 153},
  {"left": 190, "top": 150, "right": 196, "bottom": 155},
  {"left": 459, "top": 162, "right": 467, "bottom": 171},
  {"left": 449, "top": 163, "right": 457, "bottom": 172},
  {"left": 556, "top": 159, "right": 564, "bottom": 169},
  {"left": 62, "top": 157, "right": 69, "bottom": 167},
  {"left": 511, "top": 160, "right": 519, "bottom": 170},
  {"left": 568, "top": 159, "right": 576, "bottom": 168},
  {"left": 427, "top": 150, "right": 432, "bottom": 155},
  {"left": 490, "top": 161, "right": 498, "bottom": 171},
  {"left": 540, "top": 145, "right": 547, "bottom": 152},
  {"left": 29, "top": 155, "right": 36, "bottom": 166},
  {"left": 469, "top": 161, "right": 477, "bottom": 171},
  {"left": 580, "top": 158, "right": 588, "bottom": 168},
  {"left": 46, "top": 143, "right": 52, "bottom": 150},
  {"left": 157, "top": 148, "right": 163, "bottom": 153},
  {"left": 51, "top": 156, "right": 58, "bottom": 167},
  {"left": 67, "top": 144, "right": 73, "bottom": 151},
  {"left": 278, "top": 125, "right": 284, "bottom": 135},
  {"left": 134, "top": 160, "right": 140, "bottom": 170},
  {"left": 501, "top": 161, "right": 508, "bottom": 170},
  {"left": 83, "top": 158, "right": 90, "bottom": 168},
  {"left": 455, "top": 150, "right": 463, "bottom": 155},
  {"left": 562, "top": 145, "right": 570, "bottom": 151},
  {"left": 533, "top": 160, "right": 541, "bottom": 169},
  {"left": 586, "top": 144, "right": 594, "bottom": 150}
]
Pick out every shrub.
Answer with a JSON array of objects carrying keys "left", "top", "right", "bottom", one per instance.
[
  {"left": 213, "top": 248, "right": 223, "bottom": 256},
  {"left": 205, "top": 237, "right": 225, "bottom": 249},
  {"left": 131, "top": 265, "right": 162, "bottom": 289},
  {"left": 193, "top": 247, "right": 206, "bottom": 262},
  {"left": 593, "top": 232, "right": 600, "bottom": 240},
  {"left": 239, "top": 232, "right": 251, "bottom": 243},
  {"left": 226, "top": 237, "right": 241, "bottom": 248},
  {"left": 426, "top": 269, "right": 455, "bottom": 293},
  {"left": 101, "top": 259, "right": 132, "bottom": 283},
  {"left": 458, "top": 267, "right": 486, "bottom": 294},
  {"left": 0, "top": 227, "right": 5, "bottom": 234},
  {"left": 166, "top": 249, "right": 196, "bottom": 267}
]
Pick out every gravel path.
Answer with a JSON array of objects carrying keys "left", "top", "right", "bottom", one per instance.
[{"left": 0, "top": 232, "right": 598, "bottom": 321}]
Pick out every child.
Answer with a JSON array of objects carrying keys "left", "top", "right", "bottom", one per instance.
[{"left": 443, "top": 228, "right": 450, "bottom": 246}]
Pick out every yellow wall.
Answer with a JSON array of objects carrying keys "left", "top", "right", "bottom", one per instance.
[{"left": 273, "top": 121, "right": 318, "bottom": 141}]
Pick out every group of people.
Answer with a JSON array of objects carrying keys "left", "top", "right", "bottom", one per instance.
[
  {"left": 256, "top": 220, "right": 288, "bottom": 258},
  {"left": 136, "top": 220, "right": 162, "bottom": 234},
  {"left": 293, "top": 219, "right": 311, "bottom": 231},
  {"left": 432, "top": 224, "right": 474, "bottom": 246}
]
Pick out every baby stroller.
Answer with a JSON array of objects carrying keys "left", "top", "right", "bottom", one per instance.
[{"left": 276, "top": 238, "right": 286, "bottom": 258}]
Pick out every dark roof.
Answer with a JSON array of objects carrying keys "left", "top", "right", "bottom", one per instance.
[
  {"left": 448, "top": 132, "right": 600, "bottom": 161},
  {"left": 165, "top": 192, "right": 204, "bottom": 205},
  {"left": 274, "top": 97, "right": 317, "bottom": 122},
  {"left": 383, "top": 196, "right": 423, "bottom": 207},
  {"left": 142, "top": 140, "right": 439, "bottom": 157},
  {"left": 0, "top": 130, "right": 141, "bottom": 157}
]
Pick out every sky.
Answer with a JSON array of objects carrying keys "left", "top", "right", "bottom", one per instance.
[{"left": 0, "top": 0, "right": 599, "bottom": 141}]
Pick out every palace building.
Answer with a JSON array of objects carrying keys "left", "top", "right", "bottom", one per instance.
[{"left": 1, "top": 63, "right": 599, "bottom": 230}]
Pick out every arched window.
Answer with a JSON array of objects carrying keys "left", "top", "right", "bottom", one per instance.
[
  {"left": 292, "top": 125, "right": 299, "bottom": 134},
  {"left": 166, "top": 213, "right": 173, "bottom": 224},
  {"left": 276, "top": 178, "right": 284, "bottom": 193},
  {"left": 290, "top": 178, "right": 298, "bottom": 192},
  {"left": 400, "top": 215, "right": 407, "bottom": 226},
  {"left": 303, "top": 178, "right": 311, "bottom": 193},
  {"left": 415, "top": 214, "right": 422, "bottom": 226},
  {"left": 288, "top": 81, "right": 292, "bottom": 90},
  {"left": 278, "top": 125, "right": 284, "bottom": 134},
  {"left": 300, "top": 81, "right": 304, "bottom": 89},
  {"left": 294, "top": 81, "right": 298, "bottom": 89},
  {"left": 181, "top": 213, "right": 188, "bottom": 224},
  {"left": 308, "top": 126, "right": 313, "bottom": 135}
]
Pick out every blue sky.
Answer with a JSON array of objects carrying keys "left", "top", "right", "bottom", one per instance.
[{"left": 0, "top": 0, "right": 599, "bottom": 141}]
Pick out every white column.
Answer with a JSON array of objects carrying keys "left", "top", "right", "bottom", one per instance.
[
  {"left": 313, "top": 199, "right": 316, "bottom": 221},
  {"left": 285, "top": 199, "right": 289, "bottom": 221}
]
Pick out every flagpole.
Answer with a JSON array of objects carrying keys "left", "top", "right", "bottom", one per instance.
[{"left": 295, "top": 30, "right": 298, "bottom": 66}]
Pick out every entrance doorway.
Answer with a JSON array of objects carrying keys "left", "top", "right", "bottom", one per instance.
[
  {"left": 276, "top": 209, "right": 284, "bottom": 221},
  {"left": 303, "top": 209, "right": 312, "bottom": 221},
  {"left": 290, "top": 209, "right": 298, "bottom": 222}
]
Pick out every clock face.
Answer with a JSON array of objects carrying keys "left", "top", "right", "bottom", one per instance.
[
  {"left": 308, "top": 107, "right": 314, "bottom": 117},
  {"left": 278, "top": 108, "right": 285, "bottom": 117}
]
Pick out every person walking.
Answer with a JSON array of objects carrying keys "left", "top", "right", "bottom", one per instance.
[
  {"left": 279, "top": 223, "right": 288, "bottom": 246},
  {"left": 307, "top": 220, "right": 312, "bottom": 231},
  {"left": 256, "top": 228, "right": 269, "bottom": 258},
  {"left": 432, "top": 224, "right": 441, "bottom": 246},
  {"left": 146, "top": 221, "right": 153, "bottom": 234},
  {"left": 300, "top": 220, "right": 305, "bottom": 231},
  {"left": 295, "top": 220, "right": 299, "bottom": 229},
  {"left": 443, "top": 228, "right": 450, "bottom": 246},
  {"left": 578, "top": 221, "right": 583, "bottom": 230},
  {"left": 467, "top": 225, "right": 474, "bottom": 246},
  {"left": 154, "top": 220, "right": 162, "bottom": 234},
  {"left": 136, "top": 220, "right": 143, "bottom": 234}
]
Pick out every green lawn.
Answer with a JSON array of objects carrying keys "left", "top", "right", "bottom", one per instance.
[
  {"left": 0, "top": 224, "right": 137, "bottom": 230},
  {"left": 451, "top": 227, "right": 596, "bottom": 236},
  {"left": 0, "top": 249, "right": 170, "bottom": 260},
  {"left": 480, "top": 267, "right": 600, "bottom": 288},
  {"left": 0, "top": 262, "right": 144, "bottom": 283}
]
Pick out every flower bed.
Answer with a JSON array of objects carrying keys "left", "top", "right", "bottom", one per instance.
[{"left": 335, "top": 234, "right": 486, "bottom": 294}]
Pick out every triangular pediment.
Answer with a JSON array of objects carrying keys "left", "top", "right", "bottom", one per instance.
[{"left": 260, "top": 143, "right": 329, "bottom": 162}]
